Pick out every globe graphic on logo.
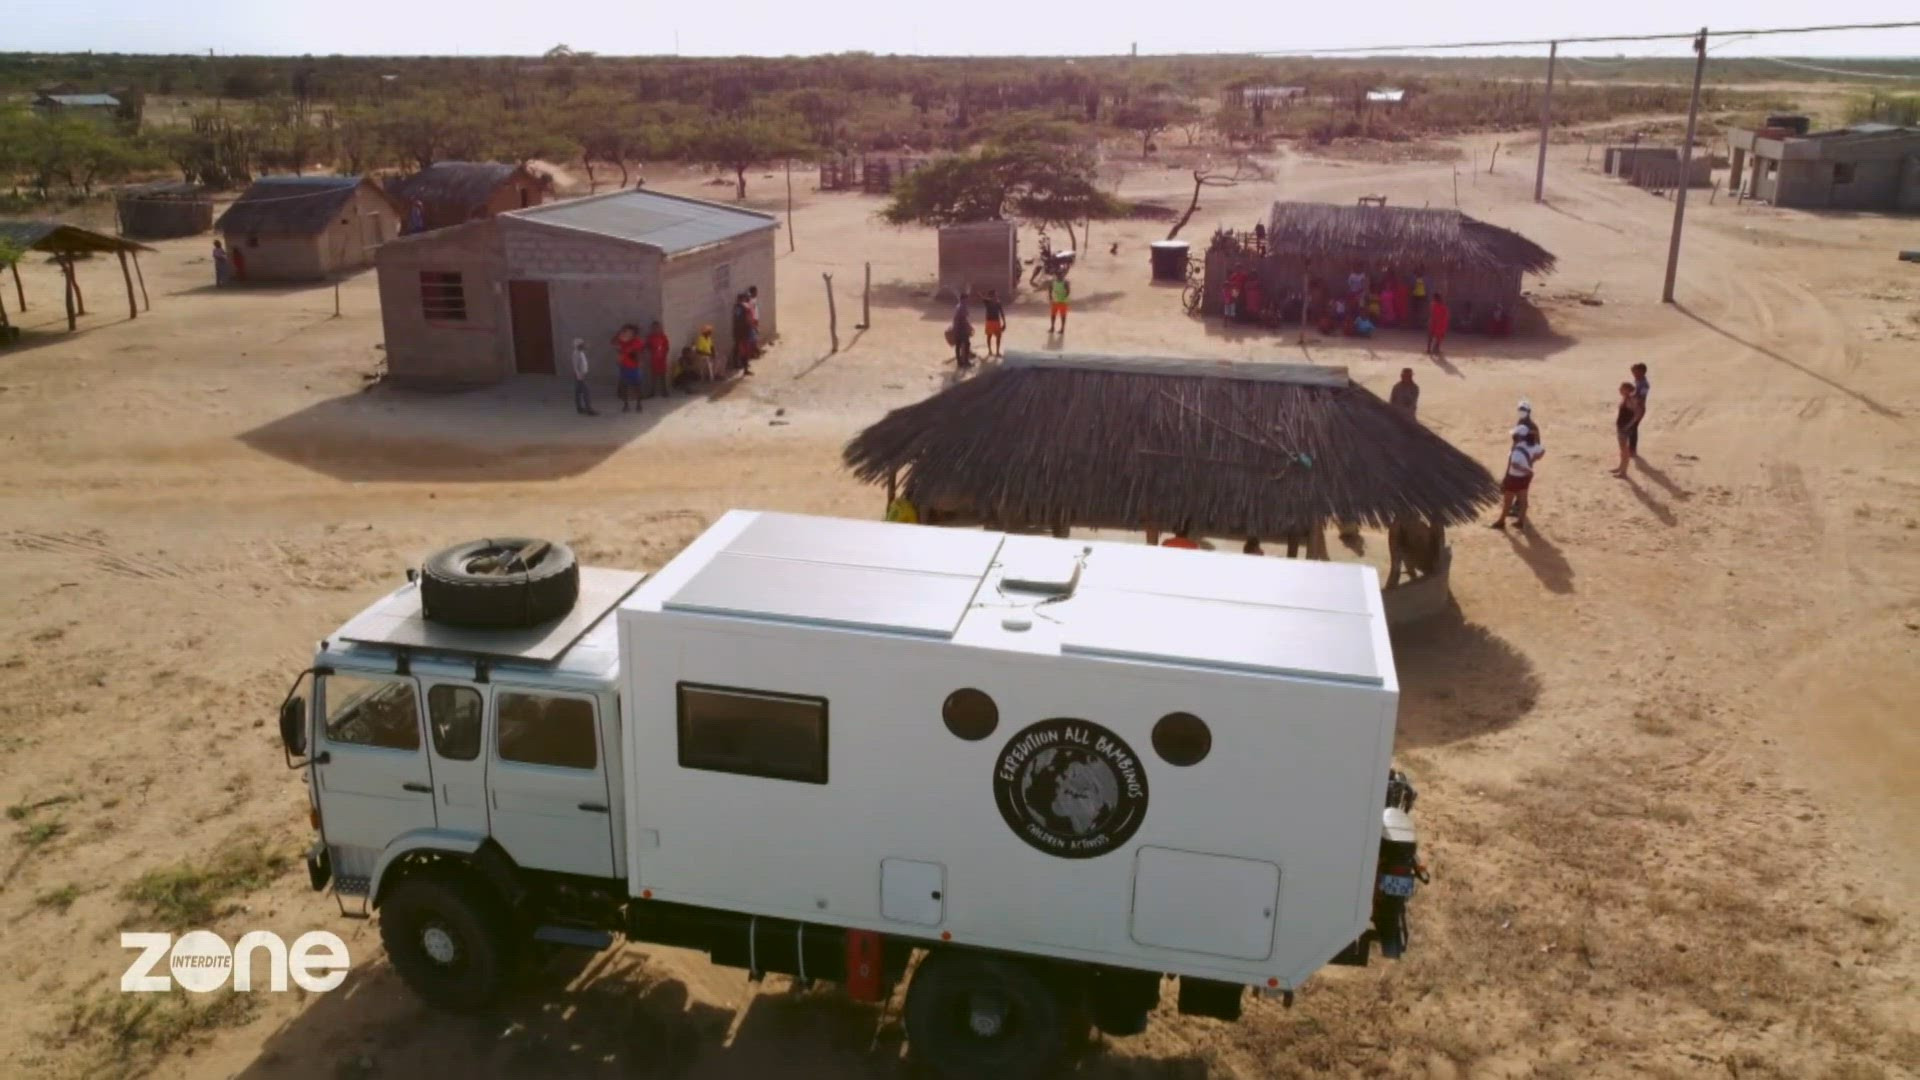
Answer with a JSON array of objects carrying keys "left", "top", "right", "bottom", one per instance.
[{"left": 1018, "top": 746, "right": 1121, "bottom": 838}]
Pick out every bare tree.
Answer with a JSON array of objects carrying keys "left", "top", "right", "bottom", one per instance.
[{"left": 1166, "top": 156, "right": 1273, "bottom": 241}]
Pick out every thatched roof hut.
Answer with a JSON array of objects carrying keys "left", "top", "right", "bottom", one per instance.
[
  {"left": 1264, "top": 202, "right": 1555, "bottom": 275},
  {"left": 844, "top": 353, "right": 1499, "bottom": 537},
  {"left": 389, "top": 162, "right": 545, "bottom": 232}
]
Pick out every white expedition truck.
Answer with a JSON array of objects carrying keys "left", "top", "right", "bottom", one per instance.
[{"left": 279, "top": 510, "right": 1422, "bottom": 1078}]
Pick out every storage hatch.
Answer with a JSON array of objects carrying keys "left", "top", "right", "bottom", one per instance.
[
  {"left": 880, "top": 858, "right": 946, "bottom": 926},
  {"left": 1130, "top": 846, "right": 1279, "bottom": 960}
]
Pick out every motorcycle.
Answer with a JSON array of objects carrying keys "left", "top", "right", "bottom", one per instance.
[{"left": 1029, "top": 231, "right": 1077, "bottom": 287}]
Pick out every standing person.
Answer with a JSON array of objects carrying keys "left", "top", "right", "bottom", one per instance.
[
  {"left": 1629, "top": 363, "right": 1650, "bottom": 457},
  {"left": 982, "top": 289, "right": 1006, "bottom": 358},
  {"left": 1512, "top": 401, "right": 1544, "bottom": 521},
  {"left": 1612, "top": 382, "right": 1638, "bottom": 477},
  {"left": 1492, "top": 424, "right": 1535, "bottom": 530},
  {"left": 1425, "top": 293, "right": 1450, "bottom": 358},
  {"left": 612, "top": 324, "right": 646, "bottom": 411},
  {"left": 1410, "top": 266, "right": 1428, "bottom": 321},
  {"left": 1048, "top": 275, "right": 1071, "bottom": 335},
  {"left": 693, "top": 324, "right": 717, "bottom": 382},
  {"left": 229, "top": 243, "right": 247, "bottom": 283},
  {"left": 644, "top": 320, "right": 671, "bottom": 398},
  {"left": 1389, "top": 368, "right": 1420, "bottom": 417},
  {"left": 1345, "top": 264, "right": 1367, "bottom": 304},
  {"left": 570, "top": 338, "right": 597, "bottom": 415},
  {"left": 745, "top": 285, "right": 762, "bottom": 359},
  {"left": 949, "top": 293, "right": 974, "bottom": 368},
  {"left": 730, "top": 293, "right": 755, "bottom": 376},
  {"left": 212, "top": 240, "right": 232, "bottom": 287}
]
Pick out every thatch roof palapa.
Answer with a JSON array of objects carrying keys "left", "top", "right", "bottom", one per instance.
[
  {"left": 844, "top": 353, "right": 1500, "bottom": 537},
  {"left": 1265, "top": 202, "right": 1556, "bottom": 275}
]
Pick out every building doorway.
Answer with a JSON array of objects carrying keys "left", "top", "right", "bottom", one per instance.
[{"left": 508, "top": 280, "right": 555, "bottom": 375}]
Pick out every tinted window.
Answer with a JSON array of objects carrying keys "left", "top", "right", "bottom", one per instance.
[
  {"left": 323, "top": 674, "right": 419, "bottom": 751},
  {"left": 942, "top": 688, "right": 999, "bottom": 741},
  {"left": 428, "top": 685, "right": 483, "bottom": 761},
  {"left": 496, "top": 692, "right": 597, "bottom": 770},
  {"left": 678, "top": 684, "right": 827, "bottom": 785},
  {"left": 1152, "top": 711, "right": 1212, "bottom": 767}
]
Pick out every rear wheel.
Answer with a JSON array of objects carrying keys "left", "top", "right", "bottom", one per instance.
[
  {"left": 379, "top": 876, "right": 511, "bottom": 1011},
  {"left": 905, "top": 951, "right": 1065, "bottom": 1080}
]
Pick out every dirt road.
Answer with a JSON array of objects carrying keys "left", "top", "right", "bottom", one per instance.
[{"left": 1, "top": 137, "right": 1915, "bottom": 1079}]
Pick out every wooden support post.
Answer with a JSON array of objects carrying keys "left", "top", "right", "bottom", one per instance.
[
  {"left": 823, "top": 271, "right": 838, "bottom": 353},
  {"left": 1488, "top": 142, "right": 1500, "bottom": 174},
  {"left": 1533, "top": 41, "right": 1557, "bottom": 203},
  {"left": 69, "top": 258, "right": 86, "bottom": 315},
  {"left": 61, "top": 259, "right": 76, "bottom": 331},
  {"left": 10, "top": 260, "right": 24, "bottom": 311},
  {"left": 118, "top": 250, "right": 138, "bottom": 319},
  {"left": 1663, "top": 29, "right": 1709, "bottom": 305},
  {"left": 334, "top": 282, "right": 341, "bottom": 317},
  {"left": 858, "top": 261, "right": 871, "bottom": 329},
  {"left": 785, "top": 159, "right": 796, "bottom": 253},
  {"left": 132, "top": 251, "right": 149, "bottom": 311},
  {"left": 1298, "top": 267, "right": 1310, "bottom": 344}
]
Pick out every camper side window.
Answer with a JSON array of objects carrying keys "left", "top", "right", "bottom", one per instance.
[{"left": 677, "top": 683, "right": 828, "bottom": 785}]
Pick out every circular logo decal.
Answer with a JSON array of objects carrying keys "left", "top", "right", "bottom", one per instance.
[{"left": 993, "top": 719, "right": 1149, "bottom": 859}]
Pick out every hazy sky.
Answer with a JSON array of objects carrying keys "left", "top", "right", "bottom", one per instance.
[{"left": 9, "top": 0, "right": 1920, "bottom": 59}]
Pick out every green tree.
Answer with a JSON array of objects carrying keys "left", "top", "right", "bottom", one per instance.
[
  {"left": 882, "top": 139, "right": 1121, "bottom": 236},
  {"left": 1114, "top": 95, "right": 1199, "bottom": 157},
  {"left": 0, "top": 237, "right": 20, "bottom": 335},
  {"left": 679, "top": 115, "right": 812, "bottom": 200}
]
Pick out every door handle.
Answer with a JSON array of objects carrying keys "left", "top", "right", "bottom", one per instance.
[
  {"left": 402, "top": 782, "right": 432, "bottom": 794},
  {"left": 578, "top": 801, "right": 609, "bottom": 813}
]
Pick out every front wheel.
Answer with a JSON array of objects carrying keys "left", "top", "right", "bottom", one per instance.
[
  {"left": 1182, "top": 283, "right": 1204, "bottom": 315},
  {"left": 905, "top": 951, "right": 1065, "bottom": 1080},
  {"left": 379, "top": 876, "right": 510, "bottom": 1011}
]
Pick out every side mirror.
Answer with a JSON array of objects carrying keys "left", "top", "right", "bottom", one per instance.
[{"left": 280, "top": 695, "right": 308, "bottom": 759}]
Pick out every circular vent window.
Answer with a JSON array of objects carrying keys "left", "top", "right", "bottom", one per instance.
[
  {"left": 1152, "top": 712, "right": 1212, "bottom": 766},
  {"left": 942, "top": 688, "right": 999, "bottom": 741}
]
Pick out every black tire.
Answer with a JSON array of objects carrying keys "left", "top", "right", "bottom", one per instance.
[
  {"left": 379, "top": 876, "right": 511, "bottom": 1012},
  {"left": 420, "top": 537, "right": 579, "bottom": 629},
  {"left": 906, "top": 951, "right": 1065, "bottom": 1080}
]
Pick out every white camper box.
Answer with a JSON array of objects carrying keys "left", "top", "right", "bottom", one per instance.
[{"left": 618, "top": 510, "right": 1399, "bottom": 989}]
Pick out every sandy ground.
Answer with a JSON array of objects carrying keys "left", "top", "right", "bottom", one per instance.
[{"left": 1, "top": 129, "right": 1917, "bottom": 1080}]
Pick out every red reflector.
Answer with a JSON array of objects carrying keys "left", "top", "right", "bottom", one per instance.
[
  {"left": 845, "top": 930, "right": 883, "bottom": 1002},
  {"left": 1267, "top": 977, "right": 1279, "bottom": 988},
  {"left": 641, "top": 889, "right": 652, "bottom": 899}
]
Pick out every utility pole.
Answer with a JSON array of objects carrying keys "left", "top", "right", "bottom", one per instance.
[
  {"left": 1533, "top": 41, "right": 1558, "bottom": 203},
  {"left": 1663, "top": 28, "right": 1708, "bottom": 304}
]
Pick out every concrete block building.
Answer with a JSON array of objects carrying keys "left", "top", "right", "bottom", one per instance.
[
  {"left": 216, "top": 176, "right": 401, "bottom": 281},
  {"left": 1729, "top": 124, "right": 1920, "bottom": 211},
  {"left": 376, "top": 189, "right": 777, "bottom": 384}
]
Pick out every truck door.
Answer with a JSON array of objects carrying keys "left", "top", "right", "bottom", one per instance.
[
  {"left": 423, "top": 681, "right": 489, "bottom": 838},
  {"left": 314, "top": 671, "right": 436, "bottom": 891},
  {"left": 488, "top": 687, "right": 615, "bottom": 877}
]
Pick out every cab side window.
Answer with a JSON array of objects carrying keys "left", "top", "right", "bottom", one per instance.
[
  {"left": 324, "top": 674, "right": 420, "bottom": 751},
  {"left": 428, "top": 685, "right": 483, "bottom": 761},
  {"left": 496, "top": 692, "right": 597, "bottom": 770}
]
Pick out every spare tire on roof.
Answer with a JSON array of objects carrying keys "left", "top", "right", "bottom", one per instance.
[{"left": 420, "top": 538, "right": 579, "bottom": 629}]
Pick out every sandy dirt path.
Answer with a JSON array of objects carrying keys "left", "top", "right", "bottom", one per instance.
[{"left": 0, "top": 139, "right": 1915, "bottom": 1079}]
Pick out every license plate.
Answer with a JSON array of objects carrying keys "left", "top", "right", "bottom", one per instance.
[{"left": 1379, "top": 874, "right": 1416, "bottom": 897}]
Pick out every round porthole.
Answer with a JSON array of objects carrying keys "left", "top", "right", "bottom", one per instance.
[
  {"left": 942, "top": 688, "right": 999, "bottom": 741},
  {"left": 1152, "top": 712, "right": 1211, "bottom": 766}
]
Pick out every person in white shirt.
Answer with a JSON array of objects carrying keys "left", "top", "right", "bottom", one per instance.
[
  {"left": 571, "top": 339, "right": 597, "bottom": 416},
  {"left": 1492, "top": 424, "right": 1535, "bottom": 531}
]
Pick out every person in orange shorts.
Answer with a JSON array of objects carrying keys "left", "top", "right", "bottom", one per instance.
[
  {"left": 1048, "top": 275, "right": 1071, "bottom": 335},
  {"left": 982, "top": 289, "right": 1007, "bottom": 358}
]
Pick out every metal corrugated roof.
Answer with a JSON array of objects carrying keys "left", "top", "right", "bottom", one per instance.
[
  {"left": 508, "top": 189, "right": 777, "bottom": 256},
  {"left": 42, "top": 93, "right": 120, "bottom": 108}
]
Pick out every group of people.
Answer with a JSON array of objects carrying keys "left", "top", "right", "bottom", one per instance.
[
  {"left": 1491, "top": 362, "right": 1651, "bottom": 531},
  {"left": 1223, "top": 262, "right": 1510, "bottom": 354},
  {"left": 567, "top": 286, "right": 762, "bottom": 416},
  {"left": 947, "top": 277, "right": 1070, "bottom": 368},
  {"left": 211, "top": 240, "right": 246, "bottom": 286}
]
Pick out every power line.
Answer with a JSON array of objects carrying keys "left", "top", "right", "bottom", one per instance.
[
  {"left": 1750, "top": 56, "right": 1920, "bottom": 80},
  {"left": 1250, "top": 20, "right": 1920, "bottom": 56}
]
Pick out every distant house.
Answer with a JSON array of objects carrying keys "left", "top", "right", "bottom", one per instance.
[
  {"left": 1365, "top": 88, "right": 1407, "bottom": 105},
  {"left": 32, "top": 92, "right": 121, "bottom": 114},
  {"left": 389, "top": 162, "right": 546, "bottom": 233},
  {"left": 375, "top": 188, "right": 778, "bottom": 384},
  {"left": 215, "top": 176, "right": 402, "bottom": 281},
  {"left": 1729, "top": 123, "right": 1920, "bottom": 211}
]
